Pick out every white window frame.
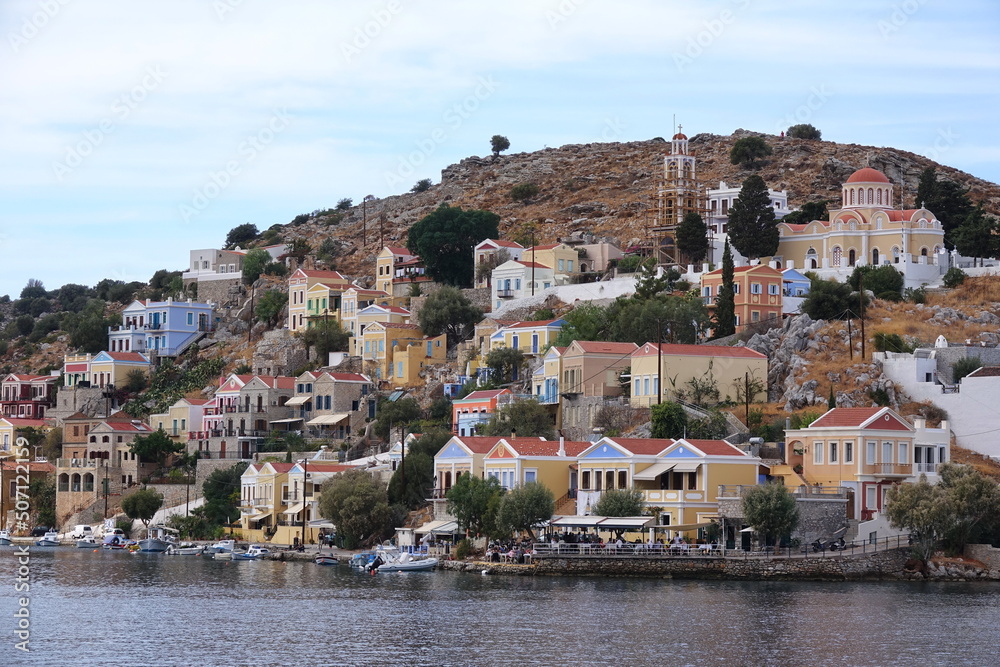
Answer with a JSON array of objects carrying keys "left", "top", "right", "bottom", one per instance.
[
  {"left": 866, "top": 441, "right": 877, "bottom": 465},
  {"left": 750, "top": 283, "right": 762, "bottom": 294},
  {"left": 829, "top": 441, "right": 838, "bottom": 464},
  {"left": 882, "top": 441, "right": 893, "bottom": 464},
  {"left": 898, "top": 442, "right": 908, "bottom": 465},
  {"left": 813, "top": 440, "right": 824, "bottom": 465},
  {"left": 844, "top": 441, "right": 854, "bottom": 464}
]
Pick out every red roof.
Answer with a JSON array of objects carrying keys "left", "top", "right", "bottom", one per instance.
[
  {"left": 571, "top": 341, "right": 638, "bottom": 355},
  {"left": 375, "top": 322, "right": 423, "bottom": 330},
  {"left": 505, "top": 319, "right": 562, "bottom": 329},
  {"left": 384, "top": 246, "right": 411, "bottom": 256},
  {"left": 346, "top": 288, "right": 390, "bottom": 297},
  {"left": 672, "top": 132, "right": 688, "bottom": 140},
  {"left": 525, "top": 244, "right": 561, "bottom": 251},
  {"left": 322, "top": 372, "right": 369, "bottom": 383},
  {"left": 0, "top": 460, "right": 54, "bottom": 473},
  {"left": 684, "top": 439, "right": 748, "bottom": 456},
  {"left": 185, "top": 399, "right": 211, "bottom": 405},
  {"left": 449, "top": 436, "right": 517, "bottom": 454},
  {"left": 846, "top": 167, "right": 890, "bottom": 184},
  {"left": 704, "top": 264, "right": 782, "bottom": 277},
  {"left": 808, "top": 407, "right": 911, "bottom": 431},
  {"left": 264, "top": 463, "right": 296, "bottom": 473},
  {"left": 513, "top": 261, "right": 551, "bottom": 269},
  {"left": 503, "top": 439, "right": 590, "bottom": 457},
  {"left": 604, "top": 438, "right": 675, "bottom": 456},
  {"left": 4, "top": 374, "right": 55, "bottom": 383},
  {"left": 300, "top": 270, "right": 347, "bottom": 280},
  {"left": 633, "top": 343, "right": 767, "bottom": 359},
  {"left": 483, "top": 239, "right": 523, "bottom": 249},
  {"left": 104, "top": 352, "right": 149, "bottom": 363},
  {"left": 457, "top": 389, "right": 509, "bottom": 402},
  {"left": 4, "top": 418, "right": 48, "bottom": 428}
]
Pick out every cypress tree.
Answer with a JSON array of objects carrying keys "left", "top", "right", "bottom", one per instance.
[{"left": 714, "top": 242, "right": 736, "bottom": 337}]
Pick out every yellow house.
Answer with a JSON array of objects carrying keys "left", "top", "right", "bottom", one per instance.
[
  {"left": 350, "top": 304, "right": 412, "bottom": 355},
  {"left": 278, "top": 461, "right": 358, "bottom": 545},
  {"left": 148, "top": 398, "right": 211, "bottom": 443},
  {"left": 340, "top": 287, "right": 390, "bottom": 337},
  {"left": 376, "top": 246, "right": 417, "bottom": 294},
  {"left": 576, "top": 437, "right": 761, "bottom": 536},
  {"left": 390, "top": 337, "right": 447, "bottom": 387},
  {"left": 432, "top": 435, "right": 510, "bottom": 498},
  {"left": 65, "top": 351, "right": 151, "bottom": 389},
  {"left": 483, "top": 437, "right": 591, "bottom": 515},
  {"left": 532, "top": 345, "right": 566, "bottom": 405},
  {"left": 304, "top": 282, "right": 347, "bottom": 329},
  {"left": 287, "top": 269, "right": 350, "bottom": 332},
  {"left": 0, "top": 417, "right": 50, "bottom": 455},
  {"left": 629, "top": 342, "right": 768, "bottom": 407},
  {"left": 490, "top": 319, "right": 566, "bottom": 357},
  {"left": 359, "top": 321, "right": 442, "bottom": 382},
  {"left": 239, "top": 461, "right": 293, "bottom": 543},
  {"left": 521, "top": 242, "right": 579, "bottom": 276}
]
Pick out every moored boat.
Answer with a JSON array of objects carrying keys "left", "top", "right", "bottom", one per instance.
[
  {"left": 231, "top": 545, "right": 270, "bottom": 560},
  {"left": 35, "top": 530, "right": 61, "bottom": 547},
  {"left": 0, "top": 529, "right": 11, "bottom": 546},
  {"left": 137, "top": 537, "right": 171, "bottom": 553},
  {"left": 367, "top": 546, "right": 438, "bottom": 573},
  {"left": 167, "top": 542, "right": 205, "bottom": 556},
  {"left": 76, "top": 536, "right": 98, "bottom": 548},
  {"left": 314, "top": 554, "right": 338, "bottom": 565},
  {"left": 206, "top": 539, "right": 236, "bottom": 554}
]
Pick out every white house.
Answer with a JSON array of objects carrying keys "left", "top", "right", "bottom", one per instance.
[
  {"left": 491, "top": 260, "right": 557, "bottom": 311},
  {"left": 474, "top": 239, "right": 525, "bottom": 288}
]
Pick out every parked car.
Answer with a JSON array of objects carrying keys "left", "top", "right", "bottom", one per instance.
[{"left": 30, "top": 526, "right": 50, "bottom": 537}]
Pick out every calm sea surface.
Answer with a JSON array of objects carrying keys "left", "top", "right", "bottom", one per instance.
[{"left": 2, "top": 548, "right": 999, "bottom": 666}]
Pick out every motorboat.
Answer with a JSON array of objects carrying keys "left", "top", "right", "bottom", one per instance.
[
  {"left": 76, "top": 536, "right": 98, "bottom": 548},
  {"left": 349, "top": 551, "right": 377, "bottom": 569},
  {"left": 35, "top": 530, "right": 61, "bottom": 547},
  {"left": 314, "top": 554, "right": 338, "bottom": 565},
  {"left": 138, "top": 526, "right": 177, "bottom": 553},
  {"left": 0, "top": 529, "right": 11, "bottom": 546},
  {"left": 167, "top": 542, "right": 205, "bottom": 556},
  {"left": 231, "top": 545, "right": 271, "bottom": 561},
  {"left": 102, "top": 531, "right": 131, "bottom": 550},
  {"left": 368, "top": 546, "right": 438, "bottom": 573},
  {"left": 206, "top": 539, "right": 236, "bottom": 554}
]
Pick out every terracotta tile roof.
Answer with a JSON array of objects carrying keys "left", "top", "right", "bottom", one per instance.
[
  {"left": 571, "top": 341, "right": 638, "bottom": 355},
  {"left": 384, "top": 246, "right": 411, "bottom": 256},
  {"left": 505, "top": 319, "right": 563, "bottom": 329},
  {"left": 185, "top": 399, "right": 212, "bottom": 405},
  {"left": 633, "top": 343, "right": 767, "bottom": 359},
  {"left": 704, "top": 264, "right": 782, "bottom": 277},
  {"left": 966, "top": 366, "right": 1000, "bottom": 378},
  {"left": 846, "top": 167, "right": 890, "bottom": 184},
  {"left": 300, "top": 270, "right": 348, "bottom": 280},
  {"left": 604, "top": 438, "right": 675, "bottom": 456},
  {"left": 376, "top": 322, "right": 423, "bottom": 330},
  {"left": 5, "top": 374, "right": 55, "bottom": 382},
  {"left": 345, "top": 288, "right": 390, "bottom": 297},
  {"left": 266, "top": 463, "right": 296, "bottom": 473},
  {"left": 513, "top": 261, "right": 551, "bottom": 269},
  {"left": 104, "top": 352, "right": 149, "bottom": 363},
  {"left": 323, "top": 372, "right": 369, "bottom": 382},
  {"left": 505, "top": 439, "right": 590, "bottom": 457},
  {"left": 525, "top": 243, "right": 561, "bottom": 251},
  {"left": 490, "top": 239, "right": 524, "bottom": 249},
  {"left": 4, "top": 418, "right": 49, "bottom": 428},
  {"left": 683, "top": 439, "right": 749, "bottom": 456},
  {"left": 64, "top": 412, "right": 91, "bottom": 421},
  {"left": 0, "top": 460, "right": 54, "bottom": 473},
  {"left": 457, "top": 389, "right": 509, "bottom": 402},
  {"left": 450, "top": 436, "right": 514, "bottom": 454},
  {"left": 809, "top": 407, "right": 883, "bottom": 428}
]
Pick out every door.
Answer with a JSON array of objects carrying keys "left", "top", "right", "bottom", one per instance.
[{"left": 531, "top": 334, "right": 539, "bottom": 355}]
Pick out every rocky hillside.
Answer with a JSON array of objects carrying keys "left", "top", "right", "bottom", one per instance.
[{"left": 281, "top": 129, "right": 1000, "bottom": 277}]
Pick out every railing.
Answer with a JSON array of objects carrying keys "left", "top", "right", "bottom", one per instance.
[
  {"left": 915, "top": 463, "right": 939, "bottom": 474},
  {"left": 872, "top": 463, "right": 911, "bottom": 475},
  {"left": 717, "top": 484, "right": 850, "bottom": 499},
  {"left": 56, "top": 458, "right": 100, "bottom": 468},
  {"left": 530, "top": 534, "right": 913, "bottom": 560},
  {"left": 496, "top": 289, "right": 515, "bottom": 298}
]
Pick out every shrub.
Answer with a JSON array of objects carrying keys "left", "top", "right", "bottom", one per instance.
[
  {"left": 873, "top": 331, "right": 913, "bottom": 353},
  {"left": 869, "top": 387, "right": 891, "bottom": 406},
  {"left": 953, "top": 356, "right": 982, "bottom": 384},
  {"left": 510, "top": 182, "right": 540, "bottom": 202},
  {"left": 411, "top": 178, "right": 432, "bottom": 193},
  {"left": 787, "top": 124, "right": 821, "bottom": 140},
  {"left": 454, "top": 538, "right": 472, "bottom": 560},
  {"left": 904, "top": 287, "right": 927, "bottom": 304},
  {"left": 943, "top": 267, "right": 966, "bottom": 288}
]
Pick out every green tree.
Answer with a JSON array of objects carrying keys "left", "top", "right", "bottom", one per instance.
[
  {"left": 130, "top": 430, "right": 184, "bottom": 469},
  {"left": 387, "top": 450, "right": 434, "bottom": 510},
  {"left": 317, "top": 238, "right": 339, "bottom": 263},
  {"left": 124, "top": 369, "right": 148, "bottom": 393},
  {"left": 418, "top": 286, "right": 483, "bottom": 345},
  {"left": 606, "top": 294, "right": 708, "bottom": 346},
  {"left": 301, "top": 318, "right": 350, "bottom": 359},
  {"left": 728, "top": 175, "right": 778, "bottom": 259},
  {"left": 633, "top": 262, "right": 670, "bottom": 300},
  {"left": 651, "top": 401, "right": 687, "bottom": 438},
  {"left": 801, "top": 278, "right": 857, "bottom": 320},
  {"left": 510, "top": 182, "right": 540, "bottom": 202},
  {"left": 475, "top": 249, "right": 511, "bottom": 287},
  {"left": 479, "top": 399, "right": 554, "bottom": 439},
  {"left": 318, "top": 468, "right": 390, "bottom": 548},
  {"left": 225, "top": 223, "right": 259, "bottom": 249},
  {"left": 714, "top": 242, "right": 736, "bottom": 337},
  {"left": 19, "top": 279, "right": 47, "bottom": 301},
  {"left": 255, "top": 289, "right": 288, "bottom": 326},
  {"left": 741, "top": 482, "right": 799, "bottom": 547},
  {"left": 592, "top": 488, "right": 644, "bottom": 517},
  {"left": 942, "top": 267, "right": 966, "bottom": 288},
  {"left": 848, "top": 264, "right": 904, "bottom": 301},
  {"left": 952, "top": 356, "right": 981, "bottom": 384},
  {"left": 484, "top": 346, "right": 526, "bottom": 385},
  {"left": 122, "top": 488, "right": 164, "bottom": 531},
  {"left": 407, "top": 204, "right": 501, "bottom": 287},
  {"left": 730, "top": 136, "right": 772, "bottom": 169},
  {"left": 64, "top": 300, "right": 116, "bottom": 353},
  {"left": 446, "top": 474, "right": 505, "bottom": 537},
  {"left": 411, "top": 178, "right": 432, "bottom": 193},
  {"left": 953, "top": 205, "right": 1000, "bottom": 267},
  {"left": 336, "top": 197, "right": 353, "bottom": 210},
  {"left": 496, "top": 481, "right": 553, "bottom": 539},
  {"left": 915, "top": 167, "right": 974, "bottom": 245},
  {"left": 551, "top": 303, "right": 610, "bottom": 347},
  {"left": 937, "top": 463, "right": 1000, "bottom": 553},
  {"left": 29, "top": 477, "right": 56, "bottom": 528},
  {"left": 676, "top": 212, "right": 710, "bottom": 264},
  {"left": 787, "top": 124, "right": 821, "bottom": 140},
  {"left": 241, "top": 248, "right": 273, "bottom": 285},
  {"left": 374, "top": 397, "right": 423, "bottom": 440},
  {"left": 779, "top": 200, "right": 829, "bottom": 226},
  {"left": 490, "top": 134, "right": 510, "bottom": 158},
  {"left": 885, "top": 474, "right": 947, "bottom": 560}
]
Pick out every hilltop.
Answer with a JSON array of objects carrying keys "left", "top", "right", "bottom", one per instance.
[{"left": 280, "top": 129, "right": 1000, "bottom": 277}]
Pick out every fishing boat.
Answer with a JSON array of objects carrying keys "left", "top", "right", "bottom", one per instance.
[
  {"left": 76, "top": 536, "right": 98, "bottom": 548},
  {"left": 35, "top": 530, "right": 61, "bottom": 547},
  {"left": 367, "top": 546, "right": 438, "bottom": 573},
  {"left": 206, "top": 539, "right": 236, "bottom": 554},
  {"left": 231, "top": 545, "right": 271, "bottom": 561},
  {"left": 349, "top": 550, "right": 377, "bottom": 569},
  {"left": 167, "top": 542, "right": 205, "bottom": 556},
  {"left": 314, "top": 554, "right": 338, "bottom": 565},
  {"left": 138, "top": 525, "right": 176, "bottom": 553},
  {"left": 0, "top": 529, "right": 11, "bottom": 546}
]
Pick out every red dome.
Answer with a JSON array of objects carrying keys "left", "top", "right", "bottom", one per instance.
[
  {"left": 672, "top": 132, "right": 687, "bottom": 140},
  {"left": 846, "top": 167, "right": 890, "bottom": 184}
]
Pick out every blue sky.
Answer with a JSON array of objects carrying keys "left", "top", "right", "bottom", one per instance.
[{"left": 1, "top": 0, "right": 997, "bottom": 298}]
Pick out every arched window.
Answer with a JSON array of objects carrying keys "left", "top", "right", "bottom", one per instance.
[
  {"left": 848, "top": 249, "right": 857, "bottom": 266},
  {"left": 807, "top": 247, "right": 818, "bottom": 269},
  {"left": 868, "top": 188, "right": 874, "bottom": 204},
  {"left": 921, "top": 247, "right": 928, "bottom": 257},
  {"left": 872, "top": 248, "right": 880, "bottom": 265},
  {"left": 892, "top": 246, "right": 901, "bottom": 264},
  {"left": 832, "top": 246, "right": 843, "bottom": 267},
  {"left": 850, "top": 189, "right": 855, "bottom": 206},
  {"left": 877, "top": 189, "right": 882, "bottom": 205}
]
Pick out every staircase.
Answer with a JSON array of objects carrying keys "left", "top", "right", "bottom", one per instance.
[
  {"left": 554, "top": 493, "right": 577, "bottom": 516},
  {"left": 768, "top": 463, "right": 809, "bottom": 487}
]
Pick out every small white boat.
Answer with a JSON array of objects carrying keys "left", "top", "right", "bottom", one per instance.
[
  {"left": 76, "top": 536, "right": 98, "bottom": 548},
  {"left": 35, "top": 530, "right": 61, "bottom": 547},
  {"left": 315, "top": 554, "right": 338, "bottom": 565},
  {"left": 206, "top": 539, "right": 236, "bottom": 554},
  {"left": 368, "top": 546, "right": 438, "bottom": 573},
  {"left": 214, "top": 550, "right": 241, "bottom": 560},
  {"left": 0, "top": 529, "right": 11, "bottom": 546},
  {"left": 167, "top": 543, "right": 205, "bottom": 556},
  {"left": 231, "top": 545, "right": 271, "bottom": 561}
]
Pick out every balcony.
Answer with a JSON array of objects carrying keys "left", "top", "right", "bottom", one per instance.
[
  {"left": 915, "top": 462, "right": 939, "bottom": 474},
  {"left": 641, "top": 489, "right": 704, "bottom": 503},
  {"left": 496, "top": 289, "right": 515, "bottom": 298},
  {"left": 56, "top": 458, "right": 100, "bottom": 469},
  {"left": 871, "top": 463, "right": 911, "bottom": 476}
]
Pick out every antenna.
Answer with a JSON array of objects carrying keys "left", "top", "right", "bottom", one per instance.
[{"left": 673, "top": 114, "right": 676, "bottom": 136}]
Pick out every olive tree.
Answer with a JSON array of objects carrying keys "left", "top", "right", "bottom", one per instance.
[
  {"left": 741, "top": 482, "right": 798, "bottom": 547},
  {"left": 318, "top": 469, "right": 390, "bottom": 549},
  {"left": 496, "top": 482, "right": 554, "bottom": 540},
  {"left": 122, "top": 489, "right": 164, "bottom": 532}
]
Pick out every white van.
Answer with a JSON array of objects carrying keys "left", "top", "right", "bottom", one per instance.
[{"left": 71, "top": 525, "right": 94, "bottom": 539}]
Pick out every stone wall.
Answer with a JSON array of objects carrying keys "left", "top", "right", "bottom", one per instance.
[
  {"left": 195, "top": 278, "right": 243, "bottom": 310},
  {"left": 252, "top": 329, "right": 308, "bottom": 377},
  {"left": 966, "top": 544, "right": 1000, "bottom": 576},
  {"left": 146, "top": 483, "right": 197, "bottom": 509},
  {"left": 49, "top": 386, "right": 107, "bottom": 424},
  {"left": 195, "top": 458, "right": 249, "bottom": 487},
  {"left": 793, "top": 497, "right": 849, "bottom": 544}
]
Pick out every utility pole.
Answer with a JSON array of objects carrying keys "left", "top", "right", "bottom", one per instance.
[
  {"left": 859, "top": 272, "right": 866, "bottom": 359},
  {"left": 248, "top": 285, "right": 255, "bottom": 346},
  {"left": 657, "top": 318, "right": 663, "bottom": 406},
  {"left": 744, "top": 372, "right": 752, "bottom": 426},
  {"left": 103, "top": 461, "right": 108, "bottom": 519},
  {"left": 301, "top": 458, "right": 308, "bottom": 547},
  {"left": 847, "top": 317, "right": 854, "bottom": 360},
  {"left": 530, "top": 230, "right": 536, "bottom": 297},
  {"left": 362, "top": 195, "right": 375, "bottom": 246}
]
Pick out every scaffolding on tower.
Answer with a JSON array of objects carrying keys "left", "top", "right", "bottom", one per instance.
[{"left": 649, "top": 125, "right": 710, "bottom": 268}]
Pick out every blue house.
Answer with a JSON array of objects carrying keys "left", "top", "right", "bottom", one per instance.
[
  {"left": 108, "top": 298, "right": 215, "bottom": 356},
  {"left": 782, "top": 268, "right": 811, "bottom": 297}
]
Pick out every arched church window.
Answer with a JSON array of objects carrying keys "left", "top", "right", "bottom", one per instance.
[{"left": 832, "top": 246, "right": 842, "bottom": 267}]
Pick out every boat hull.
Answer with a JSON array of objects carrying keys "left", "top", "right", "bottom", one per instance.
[
  {"left": 137, "top": 538, "right": 171, "bottom": 553},
  {"left": 77, "top": 539, "right": 97, "bottom": 548},
  {"left": 376, "top": 558, "right": 438, "bottom": 572},
  {"left": 315, "top": 556, "right": 338, "bottom": 565},
  {"left": 0, "top": 538, "right": 11, "bottom": 546}
]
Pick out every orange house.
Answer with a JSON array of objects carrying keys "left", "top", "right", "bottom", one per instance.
[
  {"left": 452, "top": 388, "right": 512, "bottom": 436},
  {"left": 701, "top": 264, "right": 783, "bottom": 331}
]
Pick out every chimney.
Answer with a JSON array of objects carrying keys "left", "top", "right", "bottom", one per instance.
[{"left": 558, "top": 429, "right": 566, "bottom": 457}]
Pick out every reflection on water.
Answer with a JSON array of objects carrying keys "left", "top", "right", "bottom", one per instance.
[{"left": 3, "top": 549, "right": 999, "bottom": 666}]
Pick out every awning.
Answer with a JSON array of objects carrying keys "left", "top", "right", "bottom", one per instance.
[
  {"left": 633, "top": 461, "right": 676, "bottom": 481},
  {"left": 671, "top": 462, "right": 702, "bottom": 473},
  {"left": 658, "top": 522, "right": 713, "bottom": 532},
  {"left": 241, "top": 512, "right": 267, "bottom": 521},
  {"left": 596, "top": 516, "right": 653, "bottom": 529},
  {"left": 284, "top": 396, "right": 311, "bottom": 406},
  {"left": 269, "top": 417, "right": 303, "bottom": 424},
  {"left": 307, "top": 413, "right": 350, "bottom": 426},
  {"left": 740, "top": 526, "right": 755, "bottom": 533},
  {"left": 308, "top": 519, "right": 334, "bottom": 529},
  {"left": 549, "top": 516, "right": 605, "bottom": 528},
  {"left": 415, "top": 520, "right": 459, "bottom": 535},
  {"left": 282, "top": 502, "right": 304, "bottom": 515}
]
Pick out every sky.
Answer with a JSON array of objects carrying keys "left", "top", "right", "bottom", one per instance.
[{"left": 1, "top": 0, "right": 998, "bottom": 298}]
